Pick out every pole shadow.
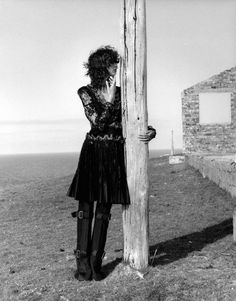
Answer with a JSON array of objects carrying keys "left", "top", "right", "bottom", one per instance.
[
  {"left": 102, "top": 257, "right": 122, "bottom": 276},
  {"left": 102, "top": 218, "right": 233, "bottom": 275},
  {"left": 150, "top": 218, "right": 233, "bottom": 266}
]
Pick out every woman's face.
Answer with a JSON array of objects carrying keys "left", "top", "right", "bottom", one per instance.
[{"left": 107, "top": 63, "right": 118, "bottom": 77}]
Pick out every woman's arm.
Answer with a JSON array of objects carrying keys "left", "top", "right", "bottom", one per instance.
[{"left": 78, "top": 87, "right": 113, "bottom": 131}]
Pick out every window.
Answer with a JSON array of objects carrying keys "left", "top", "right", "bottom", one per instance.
[{"left": 199, "top": 92, "right": 231, "bottom": 124}]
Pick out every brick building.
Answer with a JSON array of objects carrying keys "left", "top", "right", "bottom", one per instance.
[{"left": 182, "top": 66, "right": 236, "bottom": 154}]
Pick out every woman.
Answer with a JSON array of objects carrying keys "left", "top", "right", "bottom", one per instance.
[{"left": 67, "top": 46, "right": 156, "bottom": 281}]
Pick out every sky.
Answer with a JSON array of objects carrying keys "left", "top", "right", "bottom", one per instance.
[{"left": 1, "top": 0, "right": 236, "bottom": 154}]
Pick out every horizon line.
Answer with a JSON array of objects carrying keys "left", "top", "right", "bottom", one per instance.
[{"left": 0, "top": 148, "right": 183, "bottom": 157}]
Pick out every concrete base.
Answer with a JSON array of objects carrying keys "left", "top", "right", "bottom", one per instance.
[
  {"left": 187, "top": 152, "right": 236, "bottom": 241},
  {"left": 187, "top": 153, "right": 236, "bottom": 199},
  {"left": 169, "top": 155, "right": 185, "bottom": 165}
]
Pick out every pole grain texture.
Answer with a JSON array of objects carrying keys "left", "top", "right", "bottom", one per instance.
[{"left": 120, "top": 0, "right": 149, "bottom": 270}]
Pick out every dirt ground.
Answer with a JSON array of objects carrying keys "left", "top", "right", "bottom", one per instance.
[{"left": 1, "top": 156, "right": 236, "bottom": 301}]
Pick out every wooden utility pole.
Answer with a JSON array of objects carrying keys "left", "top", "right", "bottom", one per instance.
[{"left": 120, "top": 0, "right": 149, "bottom": 270}]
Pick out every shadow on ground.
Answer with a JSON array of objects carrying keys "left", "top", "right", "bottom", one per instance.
[
  {"left": 150, "top": 218, "right": 233, "bottom": 266},
  {"left": 102, "top": 219, "right": 233, "bottom": 276},
  {"left": 103, "top": 257, "right": 122, "bottom": 276}
]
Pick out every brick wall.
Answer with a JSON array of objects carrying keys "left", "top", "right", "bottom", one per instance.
[{"left": 182, "top": 67, "right": 236, "bottom": 153}]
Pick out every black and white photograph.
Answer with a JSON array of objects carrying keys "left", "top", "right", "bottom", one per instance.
[{"left": 1, "top": 0, "right": 236, "bottom": 300}]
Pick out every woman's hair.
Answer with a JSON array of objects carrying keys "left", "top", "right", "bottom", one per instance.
[{"left": 84, "top": 45, "right": 119, "bottom": 88}]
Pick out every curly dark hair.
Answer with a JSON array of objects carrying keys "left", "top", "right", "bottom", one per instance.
[{"left": 84, "top": 45, "right": 119, "bottom": 89}]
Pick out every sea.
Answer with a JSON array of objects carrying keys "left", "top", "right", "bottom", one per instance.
[{"left": 0, "top": 150, "right": 181, "bottom": 189}]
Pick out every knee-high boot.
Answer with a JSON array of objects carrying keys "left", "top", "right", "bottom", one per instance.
[
  {"left": 72, "top": 201, "right": 94, "bottom": 281},
  {"left": 90, "top": 202, "right": 112, "bottom": 281}
]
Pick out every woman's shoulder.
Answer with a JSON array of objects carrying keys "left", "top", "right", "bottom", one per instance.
[
  {"left": 77, "top": 85, "right": 90, "bottom": 96},
  {"left": 77, "top": 85, "right": 93, "bottom": 105}
]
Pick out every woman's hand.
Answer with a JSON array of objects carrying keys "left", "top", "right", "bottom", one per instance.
[
  {"left": 101, "top": 76, "right": 116, "bottom": 103},
  {"left": 138, "top": 125, "right": 156, "bottom": 143}
]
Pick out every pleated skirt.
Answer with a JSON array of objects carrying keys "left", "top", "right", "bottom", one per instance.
[{"left": 67, "top": 134, "right": 130, "bottom": 205}]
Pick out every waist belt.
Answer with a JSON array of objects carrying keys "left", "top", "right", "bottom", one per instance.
[{"left": 86, "top": 133, "right": 125, "bottom": 143}]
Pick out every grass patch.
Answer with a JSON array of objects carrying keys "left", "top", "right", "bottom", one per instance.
[{"left": 1, "top": 156, "right": 236, "bottom": 300}]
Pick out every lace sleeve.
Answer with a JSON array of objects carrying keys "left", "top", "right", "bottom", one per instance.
[{"left": 78, "top": 87, "right": 113, "bottom": 131}]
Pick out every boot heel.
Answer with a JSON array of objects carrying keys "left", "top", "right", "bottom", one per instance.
[
  {"left": 90, "top": 251, "right": 106, "bottom": 281},
  {"left": 74, "top": 250, "right": 92, "bottom": 281}
]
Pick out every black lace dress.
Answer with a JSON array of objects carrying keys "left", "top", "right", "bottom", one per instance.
[{"left": 67, "top": 85, "right": 130, "bottom": 205}]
